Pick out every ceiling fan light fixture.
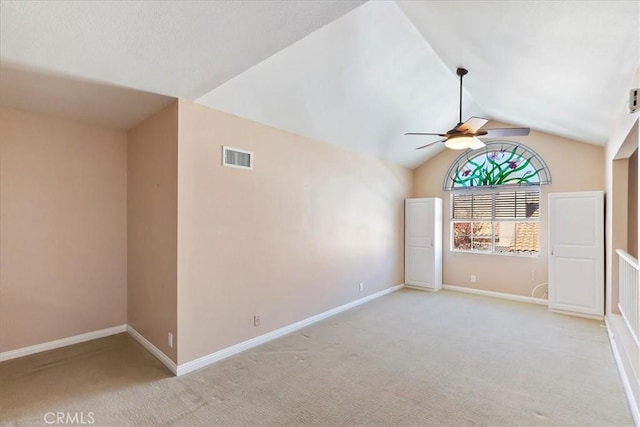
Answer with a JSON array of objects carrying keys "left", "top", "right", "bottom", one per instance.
[{"left": 444, "top": 135, "right": 483, "bottom": 150}]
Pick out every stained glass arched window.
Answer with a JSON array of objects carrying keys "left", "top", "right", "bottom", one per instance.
[{"left": 443, "top": 141, "right": 551, "bottom": 191}]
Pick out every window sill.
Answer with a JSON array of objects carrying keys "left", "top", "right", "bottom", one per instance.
[{"left": 450, "top": 249, "right": 540, "bottom": 259}]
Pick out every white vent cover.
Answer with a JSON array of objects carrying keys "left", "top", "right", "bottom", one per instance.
[{"left": 222, "top": 146, "right": 253, "bottom": 170}]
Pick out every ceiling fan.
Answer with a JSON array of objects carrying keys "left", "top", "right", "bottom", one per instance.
[{"left": 405, "top": 67, "right": 530, "bottom": 150}]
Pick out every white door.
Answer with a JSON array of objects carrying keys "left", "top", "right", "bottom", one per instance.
[
  {"left": 549, "top": 191, "right": 604, "bottom": 317},
  {"left": 405, "top": 199, "right": 438, "bottom": 289}
]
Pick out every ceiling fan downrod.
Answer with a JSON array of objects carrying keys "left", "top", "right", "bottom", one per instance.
[
  {"left": 456, "top": 67, "right": 468, "bottom": 127},
  {"left": 403, "top": 66, "right": 530, "bottom": 151}
]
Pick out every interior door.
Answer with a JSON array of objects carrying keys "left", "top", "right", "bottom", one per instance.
[
  {"left": 549, "top": 191, "right": 604, "bottom": 317},
  {"left": 405, "top": 199, "right": 434, "bottom": 288}
]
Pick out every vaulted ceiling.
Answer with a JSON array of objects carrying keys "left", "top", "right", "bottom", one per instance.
[{"left": 1, "top": 1, "right": 638, "bottom": 168}]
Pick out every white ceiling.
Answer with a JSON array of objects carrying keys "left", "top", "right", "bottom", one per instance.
[
  {"left": 1, "top": 0, "right": 638, "bottom": 168},
  {"left": 397, "top": 0, "right": 640, "bottom": 148},
  {"left": 196, "top": 1, "right": 483, "bottom": 167},
  {"left": 0, "top": 0, "right": 363, "bottom": 98}
]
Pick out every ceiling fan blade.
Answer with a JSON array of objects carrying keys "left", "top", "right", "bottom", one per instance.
[
  {"left": 477, "top": 127, "right": 531, "bottom": 138},
  {"left": 456, "top": 116, "right": 488, "bottom": 133},
  {"left": 468, "top": 137, "right": 486, "bottom": 150},
  {"left": 405, "top": 132, "right": 447, "bottom": 136},
  {"left": 416, "top": 139, "right": 445, "bottom": 150}
]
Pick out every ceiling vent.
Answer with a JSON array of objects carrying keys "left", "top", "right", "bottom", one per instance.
[{"left": 222, "top": 146, "right": 253, "bottom": 170}]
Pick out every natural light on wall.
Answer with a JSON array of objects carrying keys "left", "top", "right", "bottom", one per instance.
[{"left": 444, "top": 141, "right": 551, "bottom": 256}]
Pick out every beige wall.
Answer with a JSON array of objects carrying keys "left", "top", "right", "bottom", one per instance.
[
  {"left": 0, "top": 107, "right": 127, "bottom": 352},
  {"left": 176, "top": 100, "right": 411, "bottom": 364},
  {"left": 127, "top": 102, "right": 178, "bottom": 362},
  {"left": 413, "top": 121, "right": 604, "bottom": 298}
]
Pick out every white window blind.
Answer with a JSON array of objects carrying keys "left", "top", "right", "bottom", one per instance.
[{"left": 452, "top": 190, "right": 540, "bottom": 221}]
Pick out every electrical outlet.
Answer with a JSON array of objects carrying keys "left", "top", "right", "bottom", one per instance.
[
  {"left": 470, "top": 275, "right": 477, "bottom": 283},
  {"left": 359, "top": 283, "right": 364, "bottom": 292},
  {"left": 168, "top": 332, "right": 173, "bottom": 348},
  {"left": 253, "top": 314, "right": 261, "bottom": 327}
]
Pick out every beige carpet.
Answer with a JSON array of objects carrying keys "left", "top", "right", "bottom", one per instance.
[{"left": 0, "top": 289, "right": 633, "bottom": 426}]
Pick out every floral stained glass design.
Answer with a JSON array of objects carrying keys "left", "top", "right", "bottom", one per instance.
[{"left": 443, "top": 141, "right": 551, "bottom": 190}]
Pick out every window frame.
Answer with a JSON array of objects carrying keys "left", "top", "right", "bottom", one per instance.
[{"left": 450, "top": 188, "right": 541, "bottom": 258}]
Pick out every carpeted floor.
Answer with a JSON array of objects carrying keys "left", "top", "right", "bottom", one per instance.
[{"left": 0, "top": 289, "right": 633, "bottom": 426}]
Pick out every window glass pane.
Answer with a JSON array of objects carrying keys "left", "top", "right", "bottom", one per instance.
[
  {"left": 444, "top": 141, "right": 551, "bottom": 190},
  {"left": 453, "top": 222, "right": 493, "bottom": 252},
  {"left": 494, "top": 190, "right": 540, "bottom": 219},
  {"left": 454, "top": 190, "right": 540, "bottom": 220},
  {"left": 450, "top": 149, "right": 541, "bottom": 188},
  {"left": 453, "top": 222, "right": 473, "bottom": 250},
  {"left": 495, "top": 221, "right": 539, "bottom": 254},
  {"left": 452, "top": 193, "right": 493, "bottom": 219},
  {"left": 471, "top": 222, "right": 493, "bottom": 251}
]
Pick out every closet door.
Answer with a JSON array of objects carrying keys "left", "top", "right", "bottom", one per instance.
[
  {"left": 549, "top": 191, "right": 604, "bottom": 317},
  {"left": 405, "top": 198, "right": 442, "bottom": 291}
]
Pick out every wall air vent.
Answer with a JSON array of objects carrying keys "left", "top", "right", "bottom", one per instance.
[{"left": 222, "top": 146, "right": 253, "bottom": 170}]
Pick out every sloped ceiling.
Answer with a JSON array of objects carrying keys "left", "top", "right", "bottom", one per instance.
[
  {"left": 1, "top": 1, "right": 638, "bottom": 168},
  {"left": 196, "top": 1, "right": 484, "bottom": 168},
  {"left": 397, "top": 0, "right": 640, "bottom": 149},
  {"left": 0, "top": 0, "right": 364, "bottom": 98}
]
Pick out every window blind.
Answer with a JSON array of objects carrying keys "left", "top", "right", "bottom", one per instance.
[{"left": 452, "top": 190, "right": 540, "bottom": 220}]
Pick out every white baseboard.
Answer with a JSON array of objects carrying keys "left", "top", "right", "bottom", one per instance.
[
  {"left": 0, "top": 324, "right": 127, "bottom": 362},
  {"left": 176, "top": 284, "right": 404, "bottom": 376},
  {"left": 442, "top": 284, "right": 548, "bottom": 306},
  {"left": 605, "top": 317, "right": 640, "bottom": 426},
  {"left": 548, "top": 308, "right": 603, "bottom": 321},
  {"left": 126, "top": 326, "right": 177, "bottom": 375},
  {"left": 0, "top": 285, "right": 402, "bottom": 375}
]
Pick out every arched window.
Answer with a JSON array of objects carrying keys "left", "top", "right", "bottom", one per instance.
[
  {"left": 443, "top": 141, "right": 551, "bottom": 256},
  {"left": 443, "top": 141, "right": 551, "bottom": 191}
]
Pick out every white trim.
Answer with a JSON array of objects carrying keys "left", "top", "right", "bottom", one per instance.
[
  {"left": 548, "top": 308, "right": 605, "bottom": 321},
  {"left": 605, "top": 317, "right": 640, "bottom": 426},
  {"left": 126, "top": 326, "right": 177, "bottom": 375},
  {"left": 618, "top": 303, "right": 640, "bottom": 348},
  {"left": 0, "top": 285, "right": 402, "bottom": 375},
  {"left": 0, "top": 324, "right": 127, "bottom": 362},
  {"left": 442, "top": 284, "right": 548, "bottom": 306},
  {"left": 176, "top": 284, "right": 404, "bottom": 376},
  {"left": 404, "top": 284, "right": 439, "bottom": 292},
  {"left": 617, "top": 248, "right": 639, "bottom": 270},
  {"left": 449, "top": 247, "right": 540, "bottom": 259}
]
